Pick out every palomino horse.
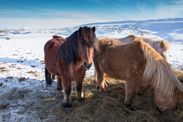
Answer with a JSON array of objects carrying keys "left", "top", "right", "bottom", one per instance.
[
  {"left": 94, "top": 35, "right": 170, "bottom": 88},
  {"left": 119, "top": 35, "right": 170, "bottom": 59},
  {"left": 94, "top": 38, "right": 183, "bottom": 111},
  {"left": 44, "top": 26, "right": 97, "bottom": 108}
]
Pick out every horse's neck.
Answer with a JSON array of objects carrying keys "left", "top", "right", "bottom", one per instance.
[
  {"left": 59, "top": 32, "right": 79, "bottom": 65},
  {"left": 67, "top": 31, "right": 79, "bottom": 41},
  {"left": 63, "top": 32, "right": 79, "bottom": 50}
]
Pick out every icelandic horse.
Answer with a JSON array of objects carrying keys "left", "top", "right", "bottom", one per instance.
[
  {"left": 44, "top": 26, "right": 97, "bottom": 108},
  {"left": 94, "top": 38, "right": 183, "bottom": 111},
  {"left": 94, "top": 35, "right": 170, "bottom": 89}
]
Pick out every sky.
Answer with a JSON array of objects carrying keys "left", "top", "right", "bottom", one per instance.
[{"left": 0, "top": 0, "right": 183, "bottom": 29}]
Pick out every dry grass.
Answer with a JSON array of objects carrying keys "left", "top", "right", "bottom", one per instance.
[
  {"left": 0, "top": 66, "right": 8, "bottom": 72},
  {"left": 1, "top": 69, "right": 182, "bottom": 121},
  {"left": 62, "top": 70, "right": 183, "bottom": 122}
]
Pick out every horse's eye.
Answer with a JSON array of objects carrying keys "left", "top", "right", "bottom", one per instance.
[
  {"left": 81, "top": 40, "right": 93, "bottom": 47},
  {"left": 81, "top": 41, "right": 86, "bottom": 45}
]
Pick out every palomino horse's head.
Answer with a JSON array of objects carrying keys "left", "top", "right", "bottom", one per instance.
[
  {"left": 78, "top": 26, "right": 97, "bottom": 70},
  {"left": 154, "top": 88, "right": 178, "bottom": 112}
]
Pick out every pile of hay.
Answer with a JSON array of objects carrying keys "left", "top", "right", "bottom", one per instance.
[{"left": 62, "top": 71, "right": 183, "bottom": 122}]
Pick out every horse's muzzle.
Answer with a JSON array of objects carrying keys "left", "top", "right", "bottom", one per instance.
[{"left": 84, "top": 63, "right": 92, "bottom": 70}]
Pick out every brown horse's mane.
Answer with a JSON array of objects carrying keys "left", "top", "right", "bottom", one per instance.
[
  {"left": 59, "top": 27, "right": 96, "bottom": 65},
  {"left": 59, "top": 30, "right": 80, "bottom": 65}
]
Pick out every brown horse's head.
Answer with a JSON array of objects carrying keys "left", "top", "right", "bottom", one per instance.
[{"left": 77, "top": 26, "right": 96, "bottom": 70}]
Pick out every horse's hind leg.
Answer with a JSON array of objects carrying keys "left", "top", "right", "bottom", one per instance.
[
  {"left": 45, "top": 68, "right": 53, "bottom": 86},
  {"left": 51, "top": 74, "right": 55, "bottom": 80},
  {"left": 57, "top": 77, "right": 63, "bottom": 90}
]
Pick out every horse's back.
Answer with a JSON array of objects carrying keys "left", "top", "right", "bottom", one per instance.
[
  {"left": 44, "top": 35, "right": 64, "bottom": 52},
  {"left": 106, "top": 42, "right": 144, "bottom": 63},
  {"left": 118, "top": 35, "right": 136, "bottom": 44},
  {"left": 44, "top": 36, "right": 65, "bottom": 75},
  {"left": 97, "top": 37, "right": 121, "bottom": 52},
  {"left": 96, "top": 42, "right": 145, "bottom": 79}
]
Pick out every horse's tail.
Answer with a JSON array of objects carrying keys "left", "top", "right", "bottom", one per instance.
[{"left": 138, "top": 39, "right": 183, "bottom": 96}]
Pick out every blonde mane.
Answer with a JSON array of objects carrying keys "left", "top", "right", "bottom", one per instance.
[{"left": 138, "top": 39, "right": 183, "bottom": 96}]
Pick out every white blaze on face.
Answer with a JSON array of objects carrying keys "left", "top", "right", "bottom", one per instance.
[{"left": 86, "top": 47, "right": 94, "bottom": 64}]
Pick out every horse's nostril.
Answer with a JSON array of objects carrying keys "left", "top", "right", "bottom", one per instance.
[{"left": 84, "top": 63, "right": 92, "bottom": 70}]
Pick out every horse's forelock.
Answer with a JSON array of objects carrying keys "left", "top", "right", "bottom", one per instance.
[
  {"left": 79, "top": 26, "right": 96, "bottom": 45},
  {"left": 60, "top": 27, "right": 96, "bottom": 65}
]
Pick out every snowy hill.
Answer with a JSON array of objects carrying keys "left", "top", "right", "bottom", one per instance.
[
  {"left": 0, "top": 18, "right": 183, "bottom": 80},
  {"left": 83, "top": 18, "right": 183, "bottom": 42}
]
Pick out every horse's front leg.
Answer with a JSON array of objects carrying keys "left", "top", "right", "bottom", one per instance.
[
  {"left": 97, "top": 71, "right": 106, "bottom": 92},
  {"left": 124, "top": 77, "right": 137, "bottom": 111},
  {"left": 74, "top": 68, "right": 86, "bottom": 101},
  {"left": 61, "top": 77, "right": 72, "bottom": 108},
  {"left": 94, "top": 61, "right": 106, "bottom": 92},
  {"left": 137, "top": 85, "right": 147, "bottom": 96}
]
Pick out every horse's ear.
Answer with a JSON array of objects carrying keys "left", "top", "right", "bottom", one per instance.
[
  {"left": 160, "top": 41, "right": 164, "bottom": 48},
  {"left": 92, "top": 27, "right": 96, "bottom": 32},
  {"left": 79, "top": 27, "right": 82, "bottom": 34}
]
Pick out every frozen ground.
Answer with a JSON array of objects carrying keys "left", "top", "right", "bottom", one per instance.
[{"left": 0, "top": 18, "right": 183, "bottom": 121}]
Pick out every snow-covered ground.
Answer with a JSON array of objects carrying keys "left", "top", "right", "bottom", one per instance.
[
  {"left": 1, "top": 19, "right": 183, "bottom": 80},
  {"left": 0, "top": 18, "right": 183, "bottom": 121}
]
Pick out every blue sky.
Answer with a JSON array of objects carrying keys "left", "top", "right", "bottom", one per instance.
[{"left": 0, "top": 0, "right": 183, "bottom": 28}]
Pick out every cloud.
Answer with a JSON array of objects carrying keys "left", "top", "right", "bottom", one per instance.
[
  {"left": 0, "top": 9, "right": 107, "bottom": 29},
  {"left": 136, "top": 0, "right": 183, "bottom": 19},
  {"left": 0, "top": 0, "right": 183, "bottom": 29}
]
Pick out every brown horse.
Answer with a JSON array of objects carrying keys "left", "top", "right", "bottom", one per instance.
[
  {"left": 93, "top": 35, "right": 170, "bottom": 88},
  {"left": 44, "top": 26, "right": 97, "bottom": 108},
  {"left": 94, "top": 38, "right": 183, "bottom": 111}
]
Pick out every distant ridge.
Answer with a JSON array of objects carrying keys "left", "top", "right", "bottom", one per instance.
[{"left": 81, "top": 18, "right": 183, "bottom": 26}]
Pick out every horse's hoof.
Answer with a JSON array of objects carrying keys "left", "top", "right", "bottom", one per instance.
[
  {"left": 57, "top": 87, "right": 63, "bottom": 91},
  {"left": 125, "top": 104, "right": 135, "bottom": 111},
  {"left": 98, "top": 87, "right": 106, "bottom": 93},
  {"left": 137, "top": 92, "right": 144, "bottom": 96},
  {"left": 78, "top": 97, "right": 85, "bottom": 102},
  {"left": 46, "top": 80, "right": 53, "bottom": 86},
  {"left": 62, "top": 102, "right": 72, "bottom": 108},
  {"left": 174, "top": 106, "right": 177, "bottom": 111},
  {"left": 46, "top": 84, "right": 52, "bottom": 87},
  {"left": 96, "top": 85, "right": 99, "bottom": 90}
]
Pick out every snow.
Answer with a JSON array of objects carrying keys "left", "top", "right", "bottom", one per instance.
[{"left": 0, "top": 18, "right": 183, "bottom": 81}]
